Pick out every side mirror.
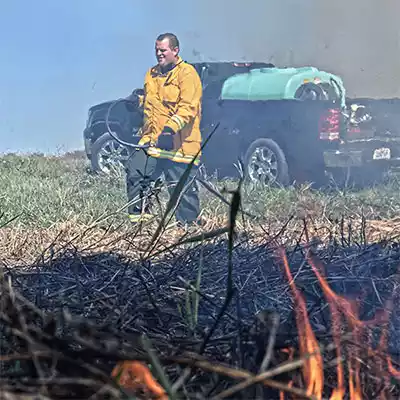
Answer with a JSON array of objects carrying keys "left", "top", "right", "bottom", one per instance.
[{"left": 132, "top": 88, "right": 144, "bottom": 96}]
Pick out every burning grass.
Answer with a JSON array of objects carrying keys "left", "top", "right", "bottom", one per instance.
[
  {"left": 1, "top": 153, "right": 400, "bottom": 398},
  {"left": 2, "top": 220, "right": 400, "bottom": 399}
]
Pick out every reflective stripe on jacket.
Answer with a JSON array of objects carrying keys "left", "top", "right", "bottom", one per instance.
[{"left": 139, "top": 56, "right": 203, "bottom": 165}]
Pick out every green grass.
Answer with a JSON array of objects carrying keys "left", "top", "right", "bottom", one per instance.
[
  {"left": 1, "top": 153, "right": 400, "bottom": 230},
  {"left": 0, "top": 153, "right": 126, "bottom": 228}
]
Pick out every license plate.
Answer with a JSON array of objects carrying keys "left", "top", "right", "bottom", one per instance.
[{"left": 373, "top": 147, "right": 391, "bottom": 160}]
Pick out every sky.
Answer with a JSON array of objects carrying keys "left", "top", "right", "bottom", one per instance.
[
  {"left": 0, "top": 0, "right": 196, "bottom": 154},
  {"left": 1, "top": 0, "right": 399, "bottom": 155}
]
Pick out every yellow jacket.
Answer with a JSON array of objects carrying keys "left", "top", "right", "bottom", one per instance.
[{"left": 139, "top": 57, "right": 203, "bottom": 165}]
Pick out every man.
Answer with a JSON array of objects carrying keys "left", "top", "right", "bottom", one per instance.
[{"left": 125, "top": 33, "right": 203, "bottom": 227}]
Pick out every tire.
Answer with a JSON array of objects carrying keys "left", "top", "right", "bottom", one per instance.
[
  {"left": 90, "top": 132, "right": 131, "bottom": 175},
  {"left": 243, "top": 138, "right": 290, "bottom": 187}
]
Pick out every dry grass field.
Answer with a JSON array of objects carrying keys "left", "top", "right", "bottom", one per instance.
[{"left": 1, "top": 152, "right": 400, "bottom": 399}]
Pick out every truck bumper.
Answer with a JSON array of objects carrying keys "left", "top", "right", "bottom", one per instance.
[
  {"left": 323, "top": 149, "right": 364, "bottom": 168},
  {"left": 83, "top": 128, "right": 93, "bottom": 158},
  {"left": 323, "top": 142, "right": 400, "bottom": 169}
]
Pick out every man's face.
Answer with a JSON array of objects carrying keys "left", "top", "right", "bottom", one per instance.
[{"left": 155, "top": 38, "right": 178, "bottom": 68}]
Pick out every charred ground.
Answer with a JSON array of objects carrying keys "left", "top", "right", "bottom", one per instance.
[{"left": 1, "top": 153, "right": 400, "bottom": 399}]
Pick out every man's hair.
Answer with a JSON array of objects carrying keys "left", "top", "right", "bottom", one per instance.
[{"left": 156, "top": 33, "right": 180, "bottom": 49}]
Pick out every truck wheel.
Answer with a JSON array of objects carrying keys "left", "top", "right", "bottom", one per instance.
[
  {"left": 90, "top": 132, "right": 130, "bottom": 175},
  {"left": 243, "top": 138, "right": 290, "bottom": 187}
]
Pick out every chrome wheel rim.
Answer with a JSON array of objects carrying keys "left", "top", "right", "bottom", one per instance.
[
  {"left": 97, "top": 139, "right": 129, "bottom": 174},
  {"left": 247, "top": 147, "right": 279, "bottom": 185}
]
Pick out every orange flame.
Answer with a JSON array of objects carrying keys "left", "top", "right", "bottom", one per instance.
[
  {"left": 111, "top": 243, "right": 400, "bottom": 400},
  {"left": 280, "top": 347, "right": 295, "bottom": 400},
  {"left": 279, "top": 247, "right": 324, "bottom": 398},
  {"left": 111, "top": 360, "right": 167, "bottom": 399},
  {"left": 278, "top": 244, "right": 400, "bottom": 400}
]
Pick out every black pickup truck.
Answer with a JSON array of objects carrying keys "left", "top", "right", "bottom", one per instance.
[{"left": 83, "top": 61, "right": 344, "bottom": 186}]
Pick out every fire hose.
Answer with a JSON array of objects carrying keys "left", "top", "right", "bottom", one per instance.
[
  {"left": 105, "top": 98, "right": 155, "bottom": 214},
  {"left": 105, "top": 97, "right": 148, "bottom": 151}
]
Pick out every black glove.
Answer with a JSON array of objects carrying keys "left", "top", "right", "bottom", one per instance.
[{"left": 157, "top": 127, "right": 176, "bottom": 151}]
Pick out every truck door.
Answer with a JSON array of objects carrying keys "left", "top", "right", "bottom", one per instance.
[{"left": 200, "top": 80, "right": 230, "bottom": 173}]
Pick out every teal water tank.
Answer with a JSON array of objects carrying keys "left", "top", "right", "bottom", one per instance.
[{"left": 220, "top": 66, "right": 346, "bottom": 106}]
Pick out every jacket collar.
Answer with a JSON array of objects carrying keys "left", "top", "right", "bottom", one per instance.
[{"left": 152, "top": 56, "right": 184, "bottom": 76}]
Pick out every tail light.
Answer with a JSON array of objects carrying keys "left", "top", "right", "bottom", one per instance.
[{"left": 319, "top": 108, "right": 340, "bottom": 141}]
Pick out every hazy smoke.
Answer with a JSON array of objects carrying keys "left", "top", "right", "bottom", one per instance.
[{"left": 185, "top": 0, "right": 400, "bottom": 99}]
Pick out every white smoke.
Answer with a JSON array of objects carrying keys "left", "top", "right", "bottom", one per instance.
[{"left": 183, "top": 0, "right": 400, "bottom": 98}]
